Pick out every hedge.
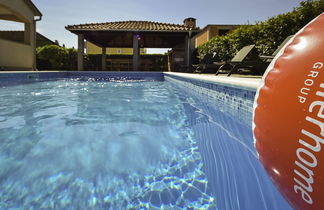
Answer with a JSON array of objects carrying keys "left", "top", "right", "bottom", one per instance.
[
  {"left": 197, "top": 0, "right": 324, "bottom": 61},
  {"left": 36, "top": 45, "right": 78, "bottom": 70},
  {"left": 36, "top": 45, "right": 168, "bottom": 71}
]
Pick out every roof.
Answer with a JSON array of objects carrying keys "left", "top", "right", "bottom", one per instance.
[
  {"left": 66, "top": 20, "right": 200, "bottom": 32},
  {"left": 0, "top": 31, "right": 56, "bottom": 47},
  {"left": 201, "top": 24, "right": 241, "bottom": 31},
  {"left": 24, "top": 0, "right": 42, "bottom": 16}
]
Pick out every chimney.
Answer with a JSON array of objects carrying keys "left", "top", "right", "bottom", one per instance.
[{"left": 183, "top": 17, "right": 196, "bottom": 28}]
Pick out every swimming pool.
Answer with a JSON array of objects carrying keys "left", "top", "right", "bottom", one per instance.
[{"left": 0, "top": 72, "right": 291, "bottom": 209}]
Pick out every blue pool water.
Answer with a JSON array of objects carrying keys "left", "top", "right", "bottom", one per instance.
[{"left": 0, "top": 74, "right": 291, "bottom": 209}]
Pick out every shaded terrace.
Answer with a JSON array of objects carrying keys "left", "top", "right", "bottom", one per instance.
[
  {"left": 65, "top": 18, "right": 201, "bottom": 71},
  {"left": 0, "top": 0, "right": 42, "bottom": 70}
]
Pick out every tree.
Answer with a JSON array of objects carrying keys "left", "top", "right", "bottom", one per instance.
[{"left": 197, "top": 0, "right": 324, "bottom": 62}]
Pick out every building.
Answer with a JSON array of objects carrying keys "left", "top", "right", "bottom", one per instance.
[
  {"left": 0, "top": 0, "right": 42, "bottom": 71},
  {"left": 194, "top": 24, "right": 240, "bottom": 47},
  {"left": 66, "top": 18, "right": 201, "bottom": 71},
  {"left": 0, "top": 31, "right": 56, "bottom": 48}
]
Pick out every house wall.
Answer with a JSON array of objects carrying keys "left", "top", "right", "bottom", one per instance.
[
  {"left": 86, "top": 41, "right": 146, "bottom": 55},
  {"left": 194, "top": 25, "right": 239, "bottom": 48},
  {"left": 195, "top": 30, "right": 209, "bottom": 48},
  {"left": 209, "top": 26, "right": 219, "bottom": 37},
  {"left": 0, "top": 38, "right": 33, "bottom": 69}
]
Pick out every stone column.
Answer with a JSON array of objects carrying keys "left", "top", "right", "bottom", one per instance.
[
  {"left": 24, "top": 21, "right": 37, "bottom": 70},
  {"left": 32, "top": 21, "right": 36, "bottom": 70},
  {"left": 102, "top": 47, "right": 106, "bottom": 71},
  {"left": 188, "top": 31, "right": 194, "bottom": 70},
  {"left": 132, "top": 34, "right": 139, "bottom": 71},
  {"left": 24, "top": 22, "right": 31, "bottom": 45},
  {"left": 77, "top": 34, "right": 84, "bottom": 71},
  {"left": 184, "top": 32, "right": 193, "bottom": 72},
  {"left": 184, "top": 34, "right": 189, "bottom": 69}
]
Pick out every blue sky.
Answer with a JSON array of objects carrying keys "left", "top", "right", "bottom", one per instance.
[{"left": 1, "top": 0, "right": 304, "bottom": 52}]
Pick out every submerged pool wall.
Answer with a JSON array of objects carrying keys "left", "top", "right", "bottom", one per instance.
[
  {"left": 164, "top": 72, "right": 291, "bottom": 209},
  {"left": 164, "top": 72, "right": 258, "bottom": 126}
]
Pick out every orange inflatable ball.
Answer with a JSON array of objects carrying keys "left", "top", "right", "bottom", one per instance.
[{"left": 253, "top": 13, "right": 324, "bottom": 210}]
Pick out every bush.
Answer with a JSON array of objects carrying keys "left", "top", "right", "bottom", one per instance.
[
  {"left": 197, "top": 0, "right": 324, "bottom": 61},
  {"left": 62, "top": 47, "right": 78, "bottom": 70},
  {"left": 37, "top": 45, "right": 79, "bottom": 70},
  {"left": 37, "top": 45, "right": 67, "bottom": 70}
]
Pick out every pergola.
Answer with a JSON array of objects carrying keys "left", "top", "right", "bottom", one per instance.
[{"left": 66, "top": 18, "right": 201, "bottom": 71}]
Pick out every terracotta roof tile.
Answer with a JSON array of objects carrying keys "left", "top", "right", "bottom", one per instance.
[{"left": 66, "top": 20, "right": 199, "bottom": 32}]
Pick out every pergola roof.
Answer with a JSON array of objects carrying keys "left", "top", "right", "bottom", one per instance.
[
  {"left": 66, "top": 20, "right": 201, "bottom": 48},
  {"left": 66, "top": 20, "right": 199, "bottom": 32}
]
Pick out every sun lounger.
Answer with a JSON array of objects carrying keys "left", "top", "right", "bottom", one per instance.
[
  {"left": 215, "top": 44, "right": 265, "bottom": 76},
  {"left": 193, "top": 53, "right": 218, "bottom": 73},
  {"left": 260, "top": 35, "right": 293, "bottom": 62}
]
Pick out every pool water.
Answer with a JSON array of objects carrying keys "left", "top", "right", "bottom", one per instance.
[
  {"left": 0, "top": 79, "right": 215, "bottom": 209},
  {"left": 0, "top": 77, "right": 291, "bottom": 209}
]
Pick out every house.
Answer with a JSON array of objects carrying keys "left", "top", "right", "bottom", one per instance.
[
  {"left": 194, "top": 24, "right": 240, "bottom": 47},
  {"left": 0, "top": 0, "right": 42, "bottom": 71}
]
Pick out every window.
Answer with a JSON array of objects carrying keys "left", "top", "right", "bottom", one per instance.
[{"left": 218, "top": 29, "right": 231, "bottom": 36}]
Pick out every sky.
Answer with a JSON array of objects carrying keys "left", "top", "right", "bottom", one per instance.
[{"left": 1, "top": 0, "right": 305, "bottom": 53}]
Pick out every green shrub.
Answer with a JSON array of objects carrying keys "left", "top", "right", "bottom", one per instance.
[
  {"left": 37, "top": 45, "right": 81, "bottom": 70},
  {"left": 197, "top": 0, "right": 324, "bottom": 61},
  {"left": 62, "top": 47, "right": 78, "bottom": 70},
  {"left": 37, "top": 45, "right": 68, "bottom": 70}
]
